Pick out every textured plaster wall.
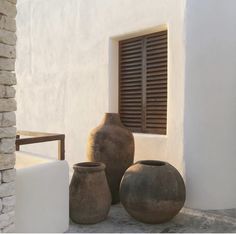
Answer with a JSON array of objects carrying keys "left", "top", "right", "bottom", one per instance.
[
  {"left": 16, "top": 0, "right": 186, "bottom": 175},
  {"left": 184, "top": 0, "right": 236, "bottom": 209},
  {"left": 16, "top": 0, "right": 236, "bottom": 210}
]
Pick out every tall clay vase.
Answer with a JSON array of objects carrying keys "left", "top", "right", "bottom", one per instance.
[
  {"left": 87, "top": 113, "right": 134, "bottom": 204},
  {"left": 69, "top": 162, "right": 111, "bottom": 224},
  {"left": 120, "top": 160, "right": 186, "bottom": 224}
]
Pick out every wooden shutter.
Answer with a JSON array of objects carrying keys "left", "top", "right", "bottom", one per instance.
[
  {"left": 119, "top": 30, "right": 168, "bottom": 135},
  {"left": 119, "top": 37, "right": 143, "bottom": 132},
  {"left": 145, "top": 31, "right": 167, "bottom": 134}
]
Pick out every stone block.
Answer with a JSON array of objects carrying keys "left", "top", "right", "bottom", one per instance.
[
  {"left": 0, "top": 138, "right": 15, "bottom": 154},
  {"left": 0, "top": 86, "right": 15, "bottom": 98},
  {"left": 0, "top": 198, "right": 2, "bottom": 211},
  {"left": 0, "top": 43, "right": 15, "bottom": 58},
  {"left": 0, "top": 182, "right": 15, "bottom": 197},
  {"left": 2, "top": 169, "right": 15, "bottom": 183},
  {"left": 0, "top": 86, "right": 5, "bottom": 98},
  {"left": 0, "top": 71, "right": 16, "bottom": 85},
  {"left": 0, "top": 213, "right": 9, "bottom": 228},
  {"left": 0, "top": 29, "right": 16, "bottom": 45},
  {"left": 0, "top": 154, "right": 15, "bottom": 170},
  {"left": 0, "top": 211, "right": 14, "bottom": 229},
  {"left": 5, "top": 86, "right": 15, "bottom": 98},
  {"left": 6, "top": 0, "right": 17, "bottom": 5},
  {"left": 0, "top": 127, "right": 16, "bottom": 138},
  {"left": 0, "top": 58, "right": 15, "bottom": 71},
  {"left": 0, "top": 14, "right": 16, "bottom": 32},
  {"left": 0, "top": 112, "right": 16, "bottom": 127},
  {"left": 0, "top": 0, "right": 17, "bottom": 18},
  {"left": 0, "top": 99, "right": 16, "bottom": 112},
  {"left": 1, "top": 223, "right": 14, "bottom": 233},
  {"left": 2, "top": 195, "right": 15, "bottom": 213}
]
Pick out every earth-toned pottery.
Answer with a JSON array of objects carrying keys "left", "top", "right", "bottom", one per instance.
[
  {"left": 69, "top": 162, "right": 111, "bottom": 224},
  {"left": 120, "top": 160, "right": 186, "bottom": 224},
  {"left": 87, "top": 113, "right": 134, "bottom": 204}
]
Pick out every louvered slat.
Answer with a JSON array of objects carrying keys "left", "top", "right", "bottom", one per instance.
[
  {"left": 119, "top": 38, "right": 143, "bottom": 130},
  {"left": 145, "top": 30, "right": 167, "bottom": 134},
  {"left": 119, "top": 30, "right": 167, "bottom": 134}
]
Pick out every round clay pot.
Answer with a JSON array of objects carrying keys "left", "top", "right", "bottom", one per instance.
[
  {"left": 69, "top": 162, "right": 111, "bottom": 224},
  {"left": 120, "top": 160, "right": 186, "bottom": 224},
  {"left": 87, "top": 113, "right": 134, "bottom": 204}
]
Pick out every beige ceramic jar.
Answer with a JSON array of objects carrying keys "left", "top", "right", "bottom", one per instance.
[
  {"left": 87, "top": 113, "right": 134, "bottom": 204},
  {"left": 69, "top": 162, "right": 111, "bottom": 224}
]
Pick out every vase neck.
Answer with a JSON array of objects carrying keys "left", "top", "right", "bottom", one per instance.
[{"left": 101, "top": 113, "right": 123, "bottom": 126}]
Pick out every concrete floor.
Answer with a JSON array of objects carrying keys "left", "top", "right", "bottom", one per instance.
[{"left": 67, "top": 204, "right": 236, "bottom": 233}]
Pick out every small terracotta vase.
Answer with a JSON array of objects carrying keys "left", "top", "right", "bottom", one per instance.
[
  {"left": 87, "top": 113, "right": 134, "bottom": 204},
  {"left": 69, "top": 162, "right": 111, "bottom": 224},
  {"left": 120, "top": 160, "right": 186, "bottom": 224}
]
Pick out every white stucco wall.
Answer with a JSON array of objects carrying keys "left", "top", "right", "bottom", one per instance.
[
  {"left": 16, "top": 0, "right": 186, "bottom": 176},
  {"left": 17, "top": 0, "right": 236, "bottom": 210},
  {"left": 184, "top": 0, "right": 236, "bottom": 209}
]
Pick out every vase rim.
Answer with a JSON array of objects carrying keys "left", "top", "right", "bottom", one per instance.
[
  {"left": 136, "top": 160, "right": 166, "bottom": 167},
  {"left": 73, "top": 162, "right": 105, "bottom": 172}
]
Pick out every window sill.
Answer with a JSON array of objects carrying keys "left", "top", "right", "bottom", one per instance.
[{"left": 133, "top": 132, "right": 168, "bottom": 139}]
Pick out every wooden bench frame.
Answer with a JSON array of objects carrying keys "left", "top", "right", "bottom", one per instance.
[{"left": 16, "top": 131, "right": 65, "bottom": 160}]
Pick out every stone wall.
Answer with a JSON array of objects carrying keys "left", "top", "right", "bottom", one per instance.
[{"left": 0, "top": 0, "right": 17, "bottom": 232}]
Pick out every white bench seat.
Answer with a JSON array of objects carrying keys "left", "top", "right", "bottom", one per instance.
[{"left": 15, "top": 151, "right": 69, "bottom": 233}]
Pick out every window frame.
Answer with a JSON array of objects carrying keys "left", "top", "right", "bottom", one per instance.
[{"left": 118, "top": 30, "right": 168, "bottom": 135}]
